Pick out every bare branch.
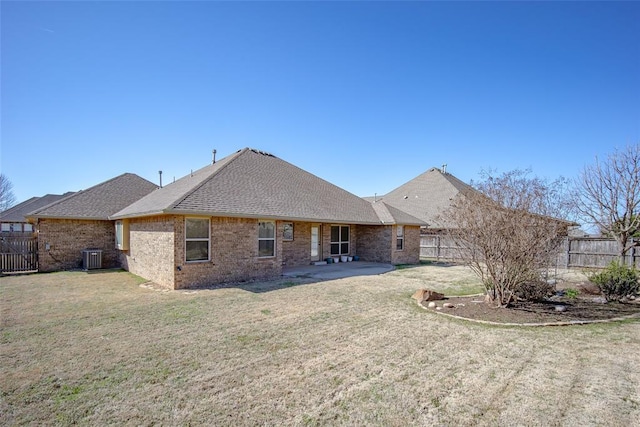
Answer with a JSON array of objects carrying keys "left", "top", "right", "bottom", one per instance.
[
  {"left": 0, "top": 174, "right": 17, "bottom": 212},
  {"left": 573, "top": 144, "right": 640, "bottom": 264},
  {"left": 440, "top": 170, "right": 567, "bottom": 307}
]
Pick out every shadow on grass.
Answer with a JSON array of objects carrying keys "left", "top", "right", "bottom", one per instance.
[
  {"left": 198, "top": 277, "right": 320, "bottom": 294},
  {"left": 397, "top": 259, "right": 459, "bottom": 270}
]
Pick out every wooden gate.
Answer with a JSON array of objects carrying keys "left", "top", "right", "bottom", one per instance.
[{"left": 0, "top": 235, "right": 38, "bottom": 272}]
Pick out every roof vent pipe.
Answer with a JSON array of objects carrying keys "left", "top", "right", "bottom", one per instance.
[
  {"left": 442, "top": 164, "right": 447, "bottom": 174},
  {"left": 159, "top": 170, "right": 163, "bottom": 188},
  {"left": 212, "top": 149, "right": 217, "bottom": 164}
]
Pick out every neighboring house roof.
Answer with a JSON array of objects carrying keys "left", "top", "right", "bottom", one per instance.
[
  {"left": 0, "top": 192, "right": 75, "bottom": 222},
  {"left": 370, "top": 167, "right": 476, "bottom": 229},
  {"left": 28, "top": 173, "right": 157, "bottom": 220},
  {"left": 373, "top": 166, "right": 578, "bottom": 230},
  {"left": 112, "top": 148, "right": 426, "bottom": 226}
]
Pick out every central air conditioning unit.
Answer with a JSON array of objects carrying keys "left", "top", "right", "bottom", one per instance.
[{"left": 82, "top": 249, "right": 103, "bottom": 270}]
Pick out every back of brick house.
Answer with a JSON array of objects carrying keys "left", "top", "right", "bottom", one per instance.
[{"left": 29, "top": 148, "right": 424, "bottom": 289}]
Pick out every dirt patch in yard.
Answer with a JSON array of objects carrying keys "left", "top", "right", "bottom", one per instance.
[
  {"left": 421, "top": 296, "right": 640, "bottom": 325},
  {"left": 407, "top": 262, "right": 640, "bottom": 325}
]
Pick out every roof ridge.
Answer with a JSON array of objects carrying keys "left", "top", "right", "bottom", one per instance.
[
  {"left": 166, "top": 148, "right": 248, "bottom": 211},
  {"left": 440, "top": 170, "right": 474, "bottom": 192}
]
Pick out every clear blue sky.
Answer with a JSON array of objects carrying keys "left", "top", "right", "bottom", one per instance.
[{"left": 2, "top": 1, "right": 639, "bottom": 204}]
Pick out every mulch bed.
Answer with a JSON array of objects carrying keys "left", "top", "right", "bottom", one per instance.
[{"left": 420, "top": 295, "right": 640, "bottom": 325}]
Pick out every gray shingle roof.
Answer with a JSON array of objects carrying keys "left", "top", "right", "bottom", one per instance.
[
  {"left": 28, "top": 173, "right": 157, "bottom": 220},
  {"left": 374, "top": 167, "right": 477, "bottom": 229},
  {"left": 0, "top": 193, "right": 74, "bottom": 222},
  {"left": 370, "top": 200, "right": 426, "bottom": 226},
  {"left": 113, "top": 148, "right": 424, "bottom": 225}
]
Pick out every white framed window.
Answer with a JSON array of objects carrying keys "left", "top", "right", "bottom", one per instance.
[
  {"left": 185, "top": 217, "right": 210, "bottom": 262},
  {"left": 330, "top": 225, "right": 350, "bottom": 255},
  {"left": 258, "top": 220, "right": 275, "bottom": 257},
  {"left": 115, "top": 220, "right": 129, "bottom": 250},
  {"left": 396, "top": 225, "right": 404, "bottom": 251},
  {"left": 23, "top": 223, "right": 33, "bottom": 232},
  {"left": 1, "top": 223, "right": 11, "bottom": 232}
]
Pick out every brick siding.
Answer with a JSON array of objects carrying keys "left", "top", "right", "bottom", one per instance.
[
  {"left": 391, "top": 225, "right": 421, "bottom": 264},
  {"left": 355, "top": 224, "right": 421, "bottom": 265},
  {"left": 37, "top": 218, "right": 118, "bottom": 272},
  {"left": 172, "top": 216, "right": 282, "bottom": 289},
  {"left": 38, "top": 215, "right": 420, "bottom": 287},
  {"left": 282, "top": 221, "right": 312, "bottom": 266},
  {"left": 119, "top": 215, "right": 176, "bottom": 288},
  {"left": 356, "top": 225, "right": 393, "bottom": 263}
]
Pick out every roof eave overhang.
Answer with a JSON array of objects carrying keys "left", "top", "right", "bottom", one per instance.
[
  {"left": 378, "top": 220, "right": 428, "bottom": 226},
  {"left": 109, "top": 210, "right": 167, "bottom": 220},
  {"left": 164, "top": 209, "right": 383, "bottom": 225},
  {"left": 27, "top": 215, "right": 111, "bottom": 221},
  {"left": 113, "top": 210, "right": 429, "bottom": 226}
]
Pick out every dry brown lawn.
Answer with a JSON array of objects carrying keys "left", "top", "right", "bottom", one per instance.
[{"left": 2, "top": 265, "right": 640, "bottom": 426}]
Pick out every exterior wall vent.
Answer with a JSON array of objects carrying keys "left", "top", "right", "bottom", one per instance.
[{"left": 82, "top": 249, "right": 103, "bottom": 270}]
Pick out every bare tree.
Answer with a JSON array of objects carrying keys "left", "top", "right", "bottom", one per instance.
[
  {"left": 441, "top": 169, "right": 568, "bottom": 307},
  {"left": 573, "top": 144, "right": 640, "bottom": 265},
  {"left": 473, "top": 168, "right": 574, "bottom": 219},
  {"left": 0, "top": 174, "right": 17, "bottom": 212}
]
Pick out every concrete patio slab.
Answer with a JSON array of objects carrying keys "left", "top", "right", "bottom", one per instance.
[{"left": 282, "top": 261, "right": 394, "bottom": 280}]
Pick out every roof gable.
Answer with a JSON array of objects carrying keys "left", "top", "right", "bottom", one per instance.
[
  {"left": 29, "top": 173, "right": 157, "bottom": 220},
  {"left": 113, "top": 148, "right": 384, "bottom": 224}
]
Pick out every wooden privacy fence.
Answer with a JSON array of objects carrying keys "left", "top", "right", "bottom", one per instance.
[
  {"left": 420, "top": 234, "right": 461, "bottom": 261},
  {"left": 563, "top": 237, "right": 639, "bottom": 268},
  {"left": 420, "top": 234, "right": 638, "bottom": 269},
  {"left": 0, "top": 235, "right": 38, "bottom": 273}
]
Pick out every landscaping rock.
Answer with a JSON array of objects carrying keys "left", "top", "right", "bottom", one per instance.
[
  {"left": 442, "top": 302, "right": 455, "bottom": 309},
  {"left": 427, "top": 302, "right": 437, "bottom": 308},
  {"left": 412, "top": 289, "right": 445, "bottom": 303}
]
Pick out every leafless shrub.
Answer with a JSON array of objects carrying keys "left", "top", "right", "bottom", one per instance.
[
  {"left": 513, "top": 280, "right": 556, "bottom": 302},
  {"left": 440, "top": 169, "right": 569, "bottom": 307}
]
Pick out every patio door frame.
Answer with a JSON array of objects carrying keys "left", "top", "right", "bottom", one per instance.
[{"left": 310, "top": 224, "right": 322, "bottom": 262}]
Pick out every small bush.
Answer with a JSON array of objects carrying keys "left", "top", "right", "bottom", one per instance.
[
  {"left": 564, "top": 288, "right": 579, "bottom": 299},
  {"left": 514, "top": 281, "right": 555, "bottom": 302},
  {"left": 588, "top": 261, "right": 640, "bottom": 302}
]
